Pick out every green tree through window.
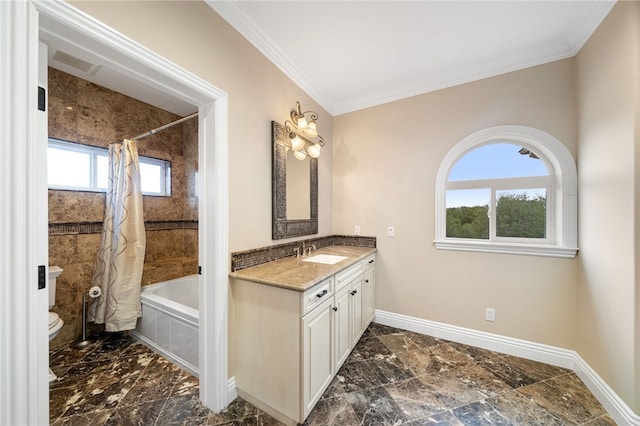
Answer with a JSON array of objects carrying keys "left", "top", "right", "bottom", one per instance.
[
  {"left": 446, "top": 205, "right": 489, "bottom": 239},
  {"left": 496, "top": 192, "right": 546, "bottom": 238}
]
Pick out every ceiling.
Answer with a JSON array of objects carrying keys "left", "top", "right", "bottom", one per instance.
[
  {"left": 207, "top": 1, "right": 615, "bottom": 116},
  {"left": 44, "top": 1, "right": 615, "bottom": 118}
]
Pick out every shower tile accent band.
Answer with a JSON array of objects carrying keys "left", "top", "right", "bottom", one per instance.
[
  {"left": 231, "top": 235, "right": 376, "bottom": 272},
  {"left": 49, "top": 220, "right": 198, "bottom": 235}
]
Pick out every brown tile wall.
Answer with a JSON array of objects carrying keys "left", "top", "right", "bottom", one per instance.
[{"left": 48, "top": 68, "right": 198, "bottom": 346}]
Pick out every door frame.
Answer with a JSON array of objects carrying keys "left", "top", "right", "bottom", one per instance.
[{"left": 1, "top": 1, "right": 229, "bottom": 423}]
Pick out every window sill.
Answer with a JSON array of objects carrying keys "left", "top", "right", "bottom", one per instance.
[{"left": 434, "top": 240, "right": 578, "bottom": 258}]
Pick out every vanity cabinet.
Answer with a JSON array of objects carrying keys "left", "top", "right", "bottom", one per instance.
[
  {"left": 333, "top": 284, "right": 351, "bottom": 371},
  {"left": 350, "top": 278, "right": 364, "bottom": 345},
  {"left": 233, "top": 252, "right": 376, "bottom": 426},
  {"left": 363, "top": 253, "right": 376, "bottom": 326},
  {"left": 301, "top": 297, "right": 333, "bottom": 417}
]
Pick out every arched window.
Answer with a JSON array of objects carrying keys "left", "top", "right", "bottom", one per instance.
[{"left": 435, "top": 126, "right": 577, "bottom": 258}]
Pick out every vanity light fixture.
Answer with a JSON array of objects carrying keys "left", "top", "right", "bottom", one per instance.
[{"left": 284, "top": 101, "right": 325, "bottom": 160}]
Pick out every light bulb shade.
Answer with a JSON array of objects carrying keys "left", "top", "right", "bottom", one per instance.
[
  {"left": 297, "top": 115, "right": 309, "bottom": 131},
  {"left": 290, "top": 135, "right": 305, "bottom": 151},
  {"left": 294, "top": 150, "right": 307, "bottom": 160},
  {"left": 307, "top": 143, "right": 321, "bottom": 158},
  {"left": 301, "top": 121, "right": 318, "bottom": 138}
]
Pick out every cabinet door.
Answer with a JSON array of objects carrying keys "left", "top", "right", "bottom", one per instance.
[
  {"left": 349, "top": 277, "right": 364, "bottom": 347},
  {"left": 363, "top": 268, "right": 375, "bottom": 328},
  {"left": 302, "top": 298, "right": 333, "bottom": 419},
  {"left": 333, "top": 285, "right": 351, "bottom": 371}
]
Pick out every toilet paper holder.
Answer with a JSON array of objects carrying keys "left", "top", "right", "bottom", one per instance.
[{"left": 70, "top": 286, "right": 101, "bottom": 349}]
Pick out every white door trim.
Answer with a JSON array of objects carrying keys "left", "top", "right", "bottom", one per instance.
[{"left": 0, "top": 2, "right": 49, "bottom": 424}]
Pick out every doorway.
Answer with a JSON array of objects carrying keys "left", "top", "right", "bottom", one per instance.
[{"left": 36, "top": 1, "right": 228, "bottom": 422}]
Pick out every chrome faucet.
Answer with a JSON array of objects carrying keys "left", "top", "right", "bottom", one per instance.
[{"left": 298, "top": 241, "right": 316, "bottom": 257}]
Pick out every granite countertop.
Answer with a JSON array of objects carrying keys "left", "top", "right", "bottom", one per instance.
[{"left": 229, "top": 245, "right": 376, "bottom": 291}]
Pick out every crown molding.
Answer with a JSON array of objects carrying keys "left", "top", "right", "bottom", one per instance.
[
  {"left": 332, "top": 43, "right": 576, "bottom": 116},
  {"left": 206, "top": 1, "right": 616, "bottom": 116},
  {"left": 564, "top": 0, "right": 617, "bottom": 56},
  {"left": 206, "top": 0, "right": 333, "bottom": 114}
]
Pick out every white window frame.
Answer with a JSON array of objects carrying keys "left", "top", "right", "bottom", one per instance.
[
  {"left": 48, "top": 138, "right": 172, "bottom": 196},
  {"left": 435, "top": 125, "right": 578, "bottom": 258}
]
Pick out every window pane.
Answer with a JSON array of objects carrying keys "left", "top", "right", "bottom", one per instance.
[
  {"left": 449, "top": 143, "right": 548, "bottom": 181},
  {"left": 446, "top": 189, "right": 489, "bottom": 239},
  {"left": 48, "top": 138, "right": 170, "bottom": 196},
  {"left": 48, "top": 147, "right": 91, "bottom": 188},
  {"left": 496, "top": 189, "right": 546, "bottom": 238},
  {"left": 139, "top": 162, "right": 162, "bottom": 194}
]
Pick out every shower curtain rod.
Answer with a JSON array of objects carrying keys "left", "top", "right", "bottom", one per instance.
[{"left": 132, "top": 111, "right": 198, "bottom": 141}]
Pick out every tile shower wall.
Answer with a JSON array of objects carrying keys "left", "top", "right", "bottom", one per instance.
[{"left": 48, "top": 68, "right": 198, "bottom": 346}]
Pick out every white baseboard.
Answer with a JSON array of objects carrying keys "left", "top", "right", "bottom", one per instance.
[
  {"left": 374, "top": 309, "right": 575, "bottom": 368},
  {"left": 227, "top": 376, "right": 238, "bottom": 403},
  {"left": 374, "top": 309, "right": 640, "bottom": 426},
  {"left": 572, "top": 355, "right": 640, "bottom": 426}
]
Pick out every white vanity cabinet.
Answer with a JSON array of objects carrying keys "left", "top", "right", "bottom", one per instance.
[
  {"left": 363, "top": 253, "right": 376, "bottom": 327},
  {"left": 334, "top": 262, "right": 365, "bottom": 350},
  {"left": 301, "top": 296, "right": 334, "bottom": 417},
  {"left": 233, "top": 251, "right": 376, "bottom": 426},
  {"left": 332, "top": 283, "right": 352, "bottom": 374}
]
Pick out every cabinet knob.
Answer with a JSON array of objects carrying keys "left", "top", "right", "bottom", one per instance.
[
  {"left": 316, "top": 289, "right": 328, "bottom": 298},
  {"left": 332, "top": 307, "right": 338, "bottom": 312},
  {"left": 350, "top": 290, "right": 357, "bottom": 296},
  {"left": 368, "top": 260, "right": 374, "bottom": 264},
  {"left": 365, "top": 280, "right": 369, "bottom": 283}
]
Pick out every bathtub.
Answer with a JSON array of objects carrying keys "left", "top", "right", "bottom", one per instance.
[{"left": 132, "top": 274, "right": 199, "bottom": 377}]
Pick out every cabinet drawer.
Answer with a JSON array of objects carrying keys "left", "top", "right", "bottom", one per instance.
[
  {"left": 363, "top": 254, "right": 376, "bottom": 271},
  {"left": 335, "top": 263, "right": 363, "bottom": 291},
  {"left": 302, "top": 278, "right": 332, "bottom": 315}
]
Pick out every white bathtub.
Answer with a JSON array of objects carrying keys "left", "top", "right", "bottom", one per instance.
[{"left": 132, "top": 274, "right": 199, "bottom": 377}]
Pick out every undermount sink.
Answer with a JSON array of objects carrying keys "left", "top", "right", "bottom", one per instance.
[{"left": 302, "top": 254, "right": 348, "bottom": 265}]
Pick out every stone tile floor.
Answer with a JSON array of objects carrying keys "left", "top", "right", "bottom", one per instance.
[{"left": 49, "top": 323, "right": 616, "bottom": 425}]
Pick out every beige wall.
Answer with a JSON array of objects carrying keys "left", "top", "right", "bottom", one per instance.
[
  {"left": 333, "top": 59, "right": 578, "bottom": 349},
  {"left": 576, "top": 1, "right": 639, "bottom": 413},
  {"left": 636, "top": 15, "right": 640, "bottom": 414},
  {"left": 70, "top": 0, "right": 333, "bottom": 252}
]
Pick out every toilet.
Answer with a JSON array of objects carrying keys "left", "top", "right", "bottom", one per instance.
[{"left": 48, "top": 266, "right": 64, "bottom": 382}]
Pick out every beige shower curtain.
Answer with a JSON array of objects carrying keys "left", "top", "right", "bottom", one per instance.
[{"left": 90, "top": 139, "right": 146, "bottom": 332}]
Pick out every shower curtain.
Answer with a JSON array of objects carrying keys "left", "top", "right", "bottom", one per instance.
[{"left": 90, "top": 139, "right": 146, "bottom": 332}]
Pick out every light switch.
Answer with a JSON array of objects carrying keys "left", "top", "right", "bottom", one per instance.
[{"left": 387, "top": 226, "right": 395, "bottom": 237}]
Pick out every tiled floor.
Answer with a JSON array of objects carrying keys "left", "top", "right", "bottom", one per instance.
[{"left": 49, "top": 323, "right": 616, "bottom": 425}]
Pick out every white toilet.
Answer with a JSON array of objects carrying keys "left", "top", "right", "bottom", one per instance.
[{"left": 48, "top": 266, "right": 64, "bottom": 382}]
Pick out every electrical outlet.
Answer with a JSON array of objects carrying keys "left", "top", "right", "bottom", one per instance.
[
  {"left": 387, "top": 226, "right": 395, "bottom": 237},
  {"left": 485, "top": 308, "right": 496, "bottom": 322},
  {"left": 354, "top": 225, "right": 361, "bottom": 235}
]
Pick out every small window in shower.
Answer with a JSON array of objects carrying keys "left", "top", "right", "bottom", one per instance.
[{"left": 48, "top": 138, "right": 172, "bottom": 197}]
